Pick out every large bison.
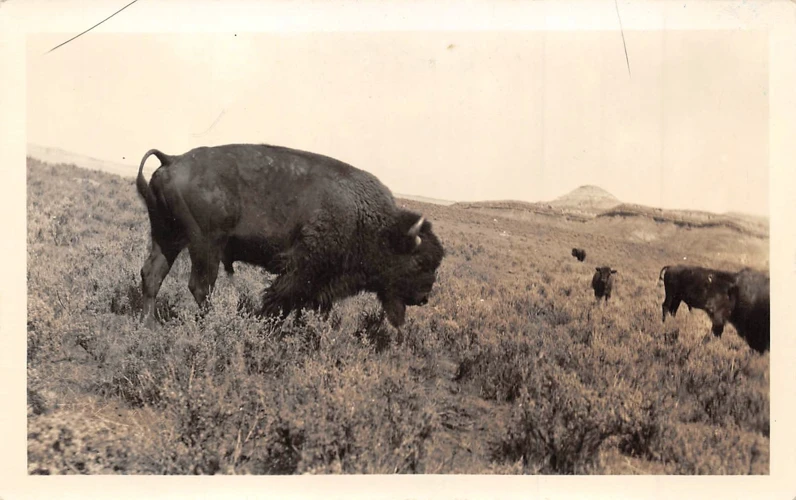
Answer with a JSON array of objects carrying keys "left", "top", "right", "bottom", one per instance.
[
  {"left": 571, "top": 248, "right": 586, "bottom": 262},
  {"left": 658, "top": 265, "right": 736, "bottom": 336},
  {"left": 591, "top": 266, "right": 617, "bottom": 301},
  {"left": 136, "top": 143, "right": 445, "bottom": 329},
  {"left": 727, "top": 267, "right": 770, "bottom": 353}
]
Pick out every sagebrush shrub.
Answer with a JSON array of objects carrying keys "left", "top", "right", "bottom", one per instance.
[{"left": 497, "top": 367, "right": 633, "bottom": 474}]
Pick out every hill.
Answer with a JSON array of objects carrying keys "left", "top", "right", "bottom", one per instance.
[
  {"left": 450, "top": 185, "right": 620, "bottom": 219},
  {"left": 548, "top": 184, "right": 621, "bottom": 212},
  {"left": 451, "top": 184, "right": 620, "bottom": 214},
  {"left": 452, "top": 185, "right": 768, "bottom": 240}
]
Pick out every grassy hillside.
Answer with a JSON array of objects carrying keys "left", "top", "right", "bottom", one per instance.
[
  {"left": 27, "top": 157, "right": 769, "bottom": 474},
  {"left": 451, "top": 200, "right": 595, "bottom": 223}
]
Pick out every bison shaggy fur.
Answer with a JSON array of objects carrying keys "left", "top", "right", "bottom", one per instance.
[
  {"left": 591, "top": 266, "right": 617, "bottom": 301},
  {"left": 136, "top": 143, "right": 445, "bottom": 329},
  {"left": 571, "top": 248, "right": 586, "bottom": 262}
]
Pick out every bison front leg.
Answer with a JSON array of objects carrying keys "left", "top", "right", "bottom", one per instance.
[
  {"left": 378, "top": 293, "right": 407, "bottom": 329},
  {"left": 140, "top": 241, "right": 182, "bottom": 328}
]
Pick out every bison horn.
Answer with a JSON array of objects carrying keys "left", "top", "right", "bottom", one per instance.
[
  {"left": 408, "top": 216, "right": 424, "bottom": 237},
  {"left": 408, "top": 216, "right": 425, "bottom": 248}
]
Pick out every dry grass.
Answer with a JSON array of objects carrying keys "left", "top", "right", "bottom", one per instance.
[{"left": 27, "top": 157, "right": 769, "bottom": 475}]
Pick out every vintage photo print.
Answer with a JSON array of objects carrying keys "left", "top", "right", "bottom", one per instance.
[{"left": 2, "top": 0, "right": 795, "bottom": 498}]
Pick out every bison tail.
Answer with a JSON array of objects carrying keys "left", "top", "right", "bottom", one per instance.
[
  {"left": 136, "top": 149, "right": 172, "bottom": 211},
  {"left": 658, "top": 265, "right": 669, "bottom": 284}
]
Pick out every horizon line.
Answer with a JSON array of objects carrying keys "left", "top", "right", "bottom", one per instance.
[{"left": 26, "top": 142, "right": 769, "bottom": 220}]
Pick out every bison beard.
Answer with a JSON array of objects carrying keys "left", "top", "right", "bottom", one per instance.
[{"left": 136, "top": 143, "right": 444, "bottom": 329}]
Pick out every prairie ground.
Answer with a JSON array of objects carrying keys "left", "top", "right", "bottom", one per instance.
[{"left": 27, "top": 158, "right": 769, "bottom": 474}]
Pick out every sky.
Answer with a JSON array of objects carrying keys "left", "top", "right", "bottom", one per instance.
[{"left": 27, "top": 29, "right": 769, "bottom": 215}]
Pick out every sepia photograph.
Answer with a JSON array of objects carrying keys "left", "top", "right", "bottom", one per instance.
[{"left": 3, "top": 0, "right": 796, "bottom": 498}]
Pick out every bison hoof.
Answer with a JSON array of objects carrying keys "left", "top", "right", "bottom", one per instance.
[{"left": 141, "top": 317, "right": 158, "bottom": 330}]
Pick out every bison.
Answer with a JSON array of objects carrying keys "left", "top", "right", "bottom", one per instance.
[
  {"left": 591, "top": 266, "right": 617, "bottom": 301},
  {"left": 658, "top": 265, "right": 736, "bottom": 337},
  {"left": 571, "top": 248, "right": 586, "bottom": 262},
  {"left": 136, "top": 143, "right": 445, "bottom": 329},
  {"left": 727, "top": 268, "right": 770, "bottom": 353}
]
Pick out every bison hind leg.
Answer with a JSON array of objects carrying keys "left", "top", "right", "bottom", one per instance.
[
  {"left": 186, "top": 238, "right": 227, "bottom": 315},
  {"left": 140, "top": 240, "right": 184, "bottom": 327},
  {"left": 670, "top": 298, "right": 681, "bottom": 317},
  {"left": 661, "top": 289, "right": 680, "bottom": 322}
]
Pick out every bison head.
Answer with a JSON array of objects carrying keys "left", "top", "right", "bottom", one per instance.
[
  {"left": 594, "top": 266, "right": 617, "bottom": 282},
  {"left": 726, "top": 269, "right": 770, "bottom": 352},
  {"left": 377, "top": 211, "right": 445, "bottom": 328}
]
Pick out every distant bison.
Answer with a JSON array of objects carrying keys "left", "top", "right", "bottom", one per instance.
[
  {"left": 728, "top": 268, "right": 770, "bottom": 353},
  {"left": 591, "top": 266, "right": 617, "bottom": 301},
  {"left": 136, "top": 143, "right": 445, "bottom": 329},
  {"left": 658, "top": 265, "right": 736, "bottom": 338},
  {"left": 571, "top": 248, "right": 586, "bottom": 262}
]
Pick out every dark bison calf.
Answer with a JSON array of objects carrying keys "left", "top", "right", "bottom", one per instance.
[
  {"left": 659, "top": 265, "right": 736, "bottom": 337},
  {"left": 728, "top": 268, "right": 770, "bottom": 353},
  {"left": 571, "top": 248, "right": 586, "bottom": 262},
  {"left": 591, "top": 267, "right": 617, "bottom": 301}
]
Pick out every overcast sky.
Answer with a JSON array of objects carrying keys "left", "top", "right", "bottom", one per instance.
[{"left": 27, "top": 30, "right": 768, "bottom": 215}]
